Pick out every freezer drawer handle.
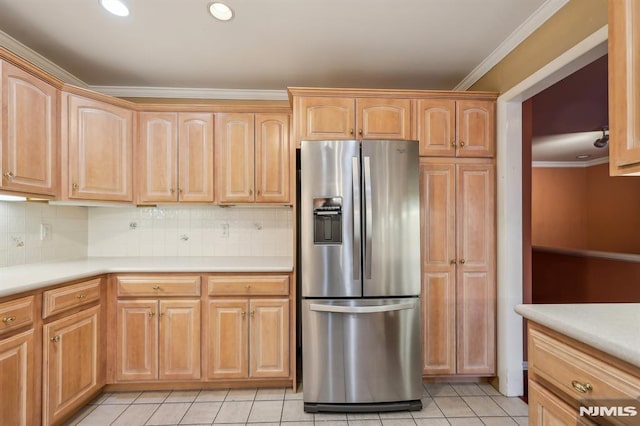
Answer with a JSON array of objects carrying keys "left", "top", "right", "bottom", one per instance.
[{"left": 309, "top": 301, "right": 415, "bottom": 314}]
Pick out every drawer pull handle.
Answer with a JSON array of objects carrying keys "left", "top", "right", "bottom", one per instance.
[
  {"left": 50, "top": 335, "right": 61, "bottom": 343},
  {"left": 77, "top": 294, "right": 86, "bottom": 299},
  {"left": 571, "top": 380, "right": 593, "bottom": 394},
  {"left": 2, "top": 316, "right": 16, "bottom": 323},
  {"left": 152, "top": 286, "right": 161, "bottom": 290},
  {"left": 245, "top": 285, "right": 251, "bottom": 290}
]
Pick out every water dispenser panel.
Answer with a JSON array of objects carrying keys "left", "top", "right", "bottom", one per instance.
[{"left": 313, "top": 197, "right": 342, "bottom": 244}]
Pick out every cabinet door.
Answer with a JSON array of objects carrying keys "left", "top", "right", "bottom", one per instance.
[
  {"left": 66, "top": 94, "right": 133, "bottom": 201},
  {"left": 216, "top": 113, "right": 255, "bottom": 203},
  {"left": 0, "top": 329, "right": 35, "bottom": 426},
  {"left": 116, "top": 300, "right": 158, "bottom": 381},
  {"left": 420, "top": 162, "right": 456, "bottom": 375},
  {"left": 294, "top": 96, "right": 355, "bottom": 141},
  {"left": 159, "top": 300, "right": 201, "bottom": 380},
  {"left": 138, "top": 112, "right": 178, "bottom": 203},
  {"left": 528, "top": 380, "right": 595, "bottom": 425},
  {"left": 609, "top": 0, "right": 640, "bottom": 175},
  {"left": 255, "top": 113, "right": 290, "bottom": 203},
  {"left": 456, "top": 163, "right": 495, "bottom": 375},
  {"left": 43, "top": 305, "right": 102, "bottom": 425},
  {"left": 179, "top": 113, "right": 214, "bottom": 202},
  {"left": 356, "top": 98, "right": 411, "bottom": 140},
  {"left": 1, "top": 61, "right": 57, "bottom": 195},
  {"left": 416, "top": 99, "right": 456, "bottom": 157},
  {"left": 456, "top": 100, "right": 495, "bottom": 158},
  {"left": 249, "top": 299, "right": 289, "bottom": 378},
  {"left": 207, "top": 299, "right": 248, "bottom": 379}
]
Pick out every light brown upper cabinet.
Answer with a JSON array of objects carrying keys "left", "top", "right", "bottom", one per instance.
[
  {"left": 216, "top": 113, "right": 290, "bottom": 204},
  {"left": 608, "top": 0, "right": 640, "bottom": 175},
  {"left": 138, "top": 112, "right": 214, "bottom": 203},
  {"left": 63, "top": 92, "right": 134, "bottom": 201},
  {"left": 420, "top": 158, "right": 495, "bottom": 376},
  {"left": 294, "top": 96, "right": 411, "bottom": 142},
  {"left": 1, "top": 60, "right": 58, "bottom": 196},
  {"left": 416, "top": 99, "right": 495, "bottom": 157}
]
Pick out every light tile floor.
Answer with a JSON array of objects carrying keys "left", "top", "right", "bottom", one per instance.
[{"left": 65, "top": 382, "right": 528, "bottom": 426}]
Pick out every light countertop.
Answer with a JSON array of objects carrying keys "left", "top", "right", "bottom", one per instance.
[
  {"left": 515, "top": 303, "right": 640, "bottom": 369},
  {"left": 0, "top": 256, "right": 293, "bottom": 298}
]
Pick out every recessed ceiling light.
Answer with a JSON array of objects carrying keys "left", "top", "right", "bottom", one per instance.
[
  {"left": 576, "top": 154, "right": 592, "bottom": 160},
  {"left": 209, "top": 2, "right": 234, "bottom": 21},
  {"left": 100, "top": 0, "right": 130, "bottom": 17}
]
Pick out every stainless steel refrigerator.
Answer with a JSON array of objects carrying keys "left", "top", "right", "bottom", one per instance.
[{"left": 300, "top": 139, "right": 422, "bottom": 413}]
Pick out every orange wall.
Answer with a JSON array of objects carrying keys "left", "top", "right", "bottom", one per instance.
[
  {"left": 533, "top": 163, "right": 640, "bottom": 253},
  {"left": 532, "top": 167, "right": 588, "bottom": 249}
]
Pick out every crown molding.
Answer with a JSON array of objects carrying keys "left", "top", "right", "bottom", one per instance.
[
  {"left": 532, "top": 156, "right": 609, "bottom": 168},
  {"left": 454, "top": 0, "right": 570, "bottom": 91},
  {"left": 88, "top": 85, "right": 289, "bottom": 101},
  {"left": 0, "top": 29, "right": 87, "bottom": 87}
]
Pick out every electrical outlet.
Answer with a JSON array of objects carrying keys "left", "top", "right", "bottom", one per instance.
[
  {"left": 221, "top": 223, "right": 229, "bottom": 238},
  {"left": 40, "top": 223, "right": 52, "bottom": 241}
]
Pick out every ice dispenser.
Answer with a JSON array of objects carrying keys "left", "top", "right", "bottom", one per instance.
[{"left": 313, "top": 197, "right": 342, "bottom": 244}]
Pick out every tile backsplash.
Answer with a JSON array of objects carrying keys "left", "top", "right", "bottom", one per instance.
[
  {"left": 0, "top": 202, "right": 293, "bottom": 268},
  {"left": 0, "top": 201, "right": 88, "bottom": 267},
  {"left": 88, "top": 205, "right": 293, "bottom": 257}
]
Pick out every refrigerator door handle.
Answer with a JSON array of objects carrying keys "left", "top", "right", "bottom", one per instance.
[
  {"left": 309, "top": 301, "right": 416, "bottom": 314},
  {"left": 363, "top": 156, "right": 373, "bottom": 279},
  {"left": 352, "top": 157, "right": 361, "bottom": 281}
]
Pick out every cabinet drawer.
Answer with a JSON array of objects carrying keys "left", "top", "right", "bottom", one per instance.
[
  {"left": 529, "top": 326, "right": 640, "bottom": 404},
  {"left": 117, "top": 275, "right": 201, "bottom": 297},
  {"left": 208, "top": 275, "right": 289, "bottom": 296},
  {"left": 42, "top": 278, "right": 102, "bottom": 319},
  {"left": 528, "top": 380, "right": 596, "bottom": 425},
  {"left": 0, "top": 296, "right": 35, "bottom": 335}
]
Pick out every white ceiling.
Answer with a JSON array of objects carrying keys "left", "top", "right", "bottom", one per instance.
[{"left": 0, "top": 0, "right": 554, "bottom": 92}]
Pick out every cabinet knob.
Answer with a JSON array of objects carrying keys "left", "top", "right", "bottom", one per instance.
[
  {"left": 459, "top": 259, "right": 466, "bottom": 264},
  {"left": 72, "top": 183, "right": 79, "bottom": 191},
  {"left": 451, "top": 141, "right": 457, "bottom": 148},
  {"left": 349, "top": 128, "right": 354, "bottom": 135},
  {"left": 50, "top": 335, "right": 61, "bottom": 343},
  {"left": 241, "top": 311, "right": 246, "bottom": 318},
  {"left": 76, "top": 293, "right": 86, "bottom": 299},
  {"left": 152, "top": 286, "right": 161, "bottom": 290},
  {"left": 359, "top": 129, "right": 363, "bottom": 136},
  {"left": 2, "top": 316, "right": 16, "bottom": 324},
  {"left": 250, "top": 310, "right": 255, "bottom": 318},
  {"left": 245, "top": 285, "right": 251, "bottom": 290},
  {"left": 170, "top": 188, "right": 175, "bottom": 194},
  {"left": 149, "top": 311, "right": 156, "bottom": 317},
  {"left": 178, "top": 188, "right": 183, "bottom": 194},
  {"left": 3, "top": 171, "right": 14, "bottom": 179},
  {"left": 571, "top": 380, "right": 593, "bottom": 394},
  {"left": 159, "top": 312, "right": 165, "bottom": 317},
  {"left": 450, "top": 259, "right": 457, "bottom": 265},
  {"left": 459, "top": 141, "right": 466, "bottom": 147}
]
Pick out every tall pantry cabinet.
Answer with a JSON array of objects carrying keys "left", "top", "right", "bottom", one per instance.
[{"left": 418, "top": 96, "right": 496, "bottom": 377}]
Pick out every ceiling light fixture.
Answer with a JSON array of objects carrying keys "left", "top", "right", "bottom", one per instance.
[
  {"left": 209, "top": 2, "right": 234, "bottom": 21},
  {"left": 576, "top": 154, "right": 592, "bottom": 160},
  {"left": 100, "top": 0, "right": 130, "bottom": 17},
  {"left": 593, "top": 126, "right": 609, "bottom": 148}
]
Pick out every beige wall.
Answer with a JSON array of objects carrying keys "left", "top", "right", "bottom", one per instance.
[
  {"left": 532, "top": 167, "right": 588, "bottom": 249},
  {"left": 532, "top": 163, "right": 640, "bottom": 253},
  {"left": 470, "top": 0, "right": 607, "bottom": 93}
]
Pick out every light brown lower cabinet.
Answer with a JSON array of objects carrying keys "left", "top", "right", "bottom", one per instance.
[
  {"left": 527, "top": 321, "right": 640, "bottom": 426},
  {"left": 116, "top": 299, "right": 201, "bottom": 381},
  {"left": 42, "top": 305, "right": 103, "bottom": 425},
  {"left": 208, "top": 298, "right": 289, "bottom": 379},
  {"left": 0, "top": 329, "right": 36, "bottom": 426}
]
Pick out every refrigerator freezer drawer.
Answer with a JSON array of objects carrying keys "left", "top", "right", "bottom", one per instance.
[{"left": 302, "top": 298, "right": 422, "bottom": 408}]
